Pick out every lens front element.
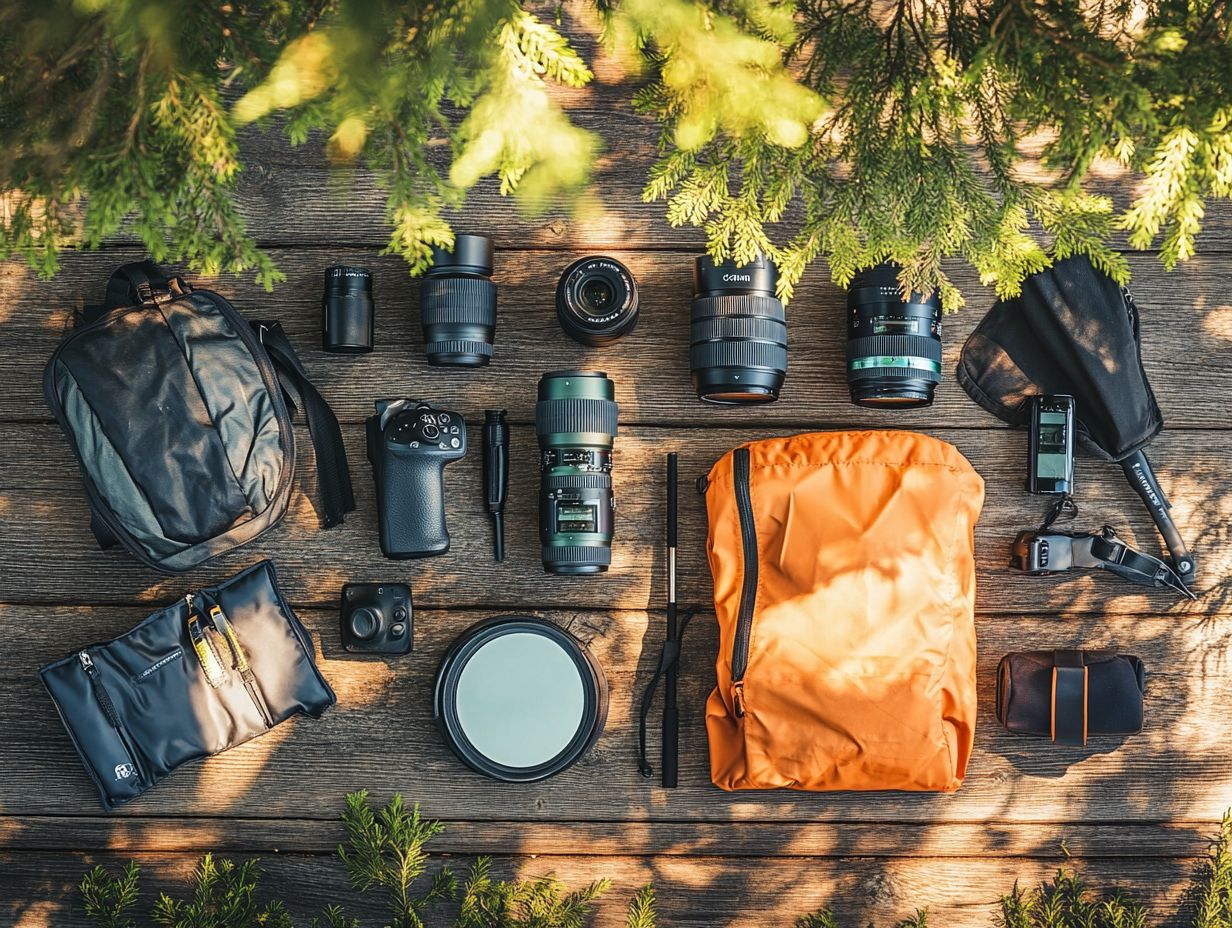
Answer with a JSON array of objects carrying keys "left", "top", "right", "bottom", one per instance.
[{"left": 556, "top": 257, "right": 639, "bottom": 347}]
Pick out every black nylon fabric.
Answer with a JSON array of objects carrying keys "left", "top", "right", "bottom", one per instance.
[
  {"left": 956, "top": 255, "right": 1162, "bottom": 462},
  {"left": 39, "top": 561, "right": 336, "bottom": 810}
]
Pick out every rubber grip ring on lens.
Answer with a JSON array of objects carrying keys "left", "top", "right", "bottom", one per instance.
[
  {"left": 690, "top": 339, "right": 788, "bottom": 372},
  {"left": 426, "top": 339, "right": 494, "bottom": 357},
  {"left": 544, "top": 473, "right": 612, "bottom": 489},
  {"left": 846, "top": 334, "right": 942, "bottom": 383},
  {"left": 420, "top": 277, "right": 497, "bottom": 323},
  {"left": 535, "top": 398, "right": 619, "bottom": 438},
  {"left": 691, "top": 294, "right": 785, "bottom": 322},
  {"left": 543, "top": 545, "right": 613, "bottom": 566},
  {"left": 690, "top": 316, "right": 787, "bottom": 342}
]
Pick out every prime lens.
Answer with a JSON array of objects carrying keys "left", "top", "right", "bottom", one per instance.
[
  {"left": 421, "top": 234, "right": 497, "bottom": 366},
  {"left": 322, "top": 266, "right": 374, "bottom": 353},
  {"left": 536, "top": 370, "right": 618, "bottom": 575},
  {"left": 846, "top": 264, "right": 942, "bottom": 408},
  {"left": 690, "top": 255, "right": 787, "bottom": 404},
  {"left": 555, "top": 256, "right": 639, "bottom": 347}
]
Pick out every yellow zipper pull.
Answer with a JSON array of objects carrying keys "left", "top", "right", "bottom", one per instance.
[
  {"left": 186, "top": 596, "right": 226, "bottom": 689},
  {"left": 732, "top": 680, "right": 746, "bottom": 718},
  {"left": 209, "top": 605, "right": 252, "bottom": 678}
]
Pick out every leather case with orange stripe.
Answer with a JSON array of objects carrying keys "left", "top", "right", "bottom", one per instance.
[{"left": 995, "top": 650, "right": 1145, "bottom": 746}]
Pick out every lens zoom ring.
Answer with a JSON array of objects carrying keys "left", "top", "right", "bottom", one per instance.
[
  {"left": 690, "top": 315, "right": 787, "bottom": 342},
  {"left": 420, "top": 277, "right": 497, "bottom": 324},
  {"left": 847, "top": 334, "right": 942, "bottom": 382},
  {"left": 545, "top": 473, "right": 611, "bottom": 489},
  {"left": 425, "top": 338, "right": 494, "bottom": 357},
  {"left": 535, "top": 398, "right": 619, "bottom": 438},
  {"left": 543, "top": 545, "right": 613, "bottom": 566},
  {"left": 691, "top": 294, "right": 785, "bottom": 322},
  {"left": 690, "top": 339, "right": 788, "bottom": 373}
]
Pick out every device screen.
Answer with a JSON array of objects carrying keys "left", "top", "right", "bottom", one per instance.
[
  {"left": 871, "top": 317, "right": 918, "bottom": 335},
  {"left": 1035, "top": 410, "right": 1070, "bottom": 479},
  {"left": 557, "top": 502, "right": 598, "bottom": 533}
]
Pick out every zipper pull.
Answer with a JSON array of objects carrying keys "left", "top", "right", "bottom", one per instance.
[
  {"left": 78, "top": 650, "right": 94, "bottom": 672},
  {"left": 209, "top": 605, "right": 253, "bottom": 680},
  {"left": 732, "top": 681, "right": 746, "bottom": 718},
  {"left": 79, "top": 650, "right": 122, "bottom": 728},
  {"left": 186, "top": 602, "right": 227, "bottom": 689}
]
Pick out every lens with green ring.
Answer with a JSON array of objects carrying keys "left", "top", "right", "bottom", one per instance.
[{"left": 536, "top": 370, "right": 618, "bottom": 575}]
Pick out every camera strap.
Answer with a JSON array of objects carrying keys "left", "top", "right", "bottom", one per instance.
[
  {"left": 637, "top": 606, "right": 696, "bottom": 779},
  {"left": 1010, "top": 525, "right": 1196, "bottom": 599}
]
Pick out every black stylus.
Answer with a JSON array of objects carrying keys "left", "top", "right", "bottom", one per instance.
[
  {"left": 483, "top": 410, "right": 509, "bottom": 561},
  {"left": 662, "top": 452, "right": 680, "bottom": 788}
]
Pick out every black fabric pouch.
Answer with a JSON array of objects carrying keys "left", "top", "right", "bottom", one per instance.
[
  {"left": 40, "top": 561, "right": 335, "bottom": 810},
  {"left": 996, "top": 650, "right": 1145, "bottom": 746}
]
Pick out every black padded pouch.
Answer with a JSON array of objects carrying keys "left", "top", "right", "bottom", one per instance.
[
  {"left": 996, "top": 650, "right": 1145, "bottom": 746},
  {"left": 40, "top": 561, "right": 335, "bottom": 810}
]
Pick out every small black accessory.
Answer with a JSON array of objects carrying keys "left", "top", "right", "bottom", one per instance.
[
  {"left": 1026, "top": 394, "right": 1075, "bottom": 495},
  {"left": 556, "top": 255, "right": 640, "bottom": 346},
  {"left": 322, "top": 265, "right": 375, "bottom": 353},
  {"left": 536, "top": 370, "right": 618, "bottom": 574},
  {"left": 366, "top": 400, "right": 467, "bottom": 559},
  {"left": 39, "top": 561, "right": 335, "bottom": 810},
  {"left": 690, "top": 254, "right": 787, "bottom": 404},
  {"left": 957, "top": 255, "right": 1195, "bottom": 585},
  {"left": 45, "top": 261, "right": 355, "bottom": 573},
  {"left": 433, "top": 616, "right": 609, "bottom": 782},
  {"left": 421, "top": 234, "right": 497, "bottom": 366},
  {"left": 482, "top": 409, "right": 510, "bottom": 562},
  {"left": 996, "top": 649, "right": 1145, "bottom": 746},
  {"left": 340, "top": 583, "right": 413, "bottom": 654},
  {"left": 638, "top": 452, "right": 695, "bottom": 787},
  {"left": 846, "top": 263, "right": 943, "bottom": 408}
]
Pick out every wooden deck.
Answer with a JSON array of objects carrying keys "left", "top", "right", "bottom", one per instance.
[{"left": 3, "top": 59, "right": 1232, "bottom": 927}]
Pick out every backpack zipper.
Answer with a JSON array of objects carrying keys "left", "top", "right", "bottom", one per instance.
[
  {"left": 78, "top": 650, "right": 146, "bottom": 783},
  {"left": 730, "top": 446, "right": 758, "bottom": 718}
]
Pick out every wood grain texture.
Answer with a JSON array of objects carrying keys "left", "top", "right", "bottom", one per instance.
[{"left": 4, "top": 23, "right": 1232, "bottom": 920}]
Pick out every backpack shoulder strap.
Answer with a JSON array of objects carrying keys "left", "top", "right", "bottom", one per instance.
[{"left": 250, "top": 320, "right": 356, "bottom": 529}]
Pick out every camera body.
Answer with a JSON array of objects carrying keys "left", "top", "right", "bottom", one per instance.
[
  {"left": 340, "top": 582, "right": 413, "bottom": 654},
  {"left": 366, "top": 400, "right": 466, "bottom": 559}
]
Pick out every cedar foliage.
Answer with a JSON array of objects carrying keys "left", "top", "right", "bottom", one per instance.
[
  {"left": 4, "top": 2, "right": 1230, "bottom": 305},
  {"left": 76, "top": 803, "right": 1232, "bottom": 928}
]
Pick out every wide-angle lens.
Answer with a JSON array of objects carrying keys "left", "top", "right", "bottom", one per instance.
[
  {"left": 555, "top": 256, "right": 639, "bottom": 347},
  {"left": 690, "top": 255, "right": 787, "bottom": 404},
  {"left": 420, "top": 234, "right": 497, "bottom": 366},
  {"left": 535, "top": 370, "right": 618, "bottom": 575},
  {"left": 846, "top": 264, "right": 942, "bottom": 408}
]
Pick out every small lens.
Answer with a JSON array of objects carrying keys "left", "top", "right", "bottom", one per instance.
[
  {"left": 323, "top": 266, "right": 374, "bottom": 353},
  {"left": 846, "top": 264, "right": 942, "bottom": 409},
  {"left": 689, "top": 255, "right": 787, "bottom": 404},
  {"left": 421, "top": 234, "right": 497, "bottom": 367},
  {"left": 536, "top": 370, "right": 618, "bottom": 575},
  {"left": 556, "top": 256, "right": 639, "bottom": 347}
]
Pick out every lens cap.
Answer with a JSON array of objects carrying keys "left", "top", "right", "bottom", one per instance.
[{"left": 434, "top": 616, "right": 608, "bottom": 782}]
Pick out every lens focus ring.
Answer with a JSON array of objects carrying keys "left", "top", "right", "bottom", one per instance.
[
  {"left": 425, "top": 338, "right": 494, "bottom": 359},
  {"left": 846, "top": 333, "right": 942, "bottom": 382},
  {"left": 543, "top": 545, "right": 613, "bottom": 567},
  {"left": 690, "top": 339, "right": 788, "bottom": 373},
  {"left": 544, "top": 473, "right": 612, "bottom": 489},
  {"left": 420, "top": 277, "right": 497, "bottom": 324},
  {"left": 535, "top": 398, "right": 619, "bottom": 439},
  {"left": 691, "top": 294, "right": 785, "bottom": 322}
]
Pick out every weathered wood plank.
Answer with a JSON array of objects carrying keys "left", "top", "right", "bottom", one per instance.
[
  {"left": 0, "top": 424, "right": 1224, "bottom": 614},
  {"left": 0, "top": 851, "right": 1205, "bottom": 928},
  {"left": 3, "top": 249, "right": 1231, "bottom": 427},
  {"left": 3, "top": 604, "right": 1231, "bottom": 821},
  {"left": 0, "top": 816, "right": 1217, "bottom": 858}
]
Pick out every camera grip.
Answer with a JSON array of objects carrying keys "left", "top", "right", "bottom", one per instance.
[{"left": 377, "top": 450, "right": 451, "bottom": 558}]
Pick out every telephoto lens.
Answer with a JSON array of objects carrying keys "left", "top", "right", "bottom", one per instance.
[
  {"left": 536, "top": 370, "right": 618, "bottom": 575},
  {"left": 690, "top": 255, "right": 788, "bottom": 404},
  {"left": 420, "top": 234, "right": 497, "bottom": 366},
  {"left": 555, "top": 256, "right": 639, "bottom": 347},
  {"left": 846, "top": 264, "right": 943, "bottom": 408},
  {"left": 322, "top": 266, "right": 375, "bottom": 353}
]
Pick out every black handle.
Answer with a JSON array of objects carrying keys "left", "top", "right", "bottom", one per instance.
[
  {"left": 662, "top": 707, "right": 679, "bottom": 788},
  {"left": 1120, "top": 450, "right": 1196, "bottom": 583},
  {"left": 667, "top": 453, "right": 678, "bottom": 549},
  {"left": 483, "top": 410, "right": 510, "bottom": 561}
]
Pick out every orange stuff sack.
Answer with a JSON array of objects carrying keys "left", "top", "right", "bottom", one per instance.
[{"left": 702, "top": 430, "right": 984, "bottom": 792}]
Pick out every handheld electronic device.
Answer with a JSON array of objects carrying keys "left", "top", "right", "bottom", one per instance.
[
  {"left": 1026, "top": 394, "right": 1075, "bottom": 495},
  {"left": 340, "top": 582, "right": 413, "bottom": 654},
  {"left": 366, "top": 400, "right": 466, "bottom": 559}
]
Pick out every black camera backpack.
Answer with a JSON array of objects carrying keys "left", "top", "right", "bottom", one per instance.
[{"left": 44, "top": 261, "right": 355, "bottom": 572}]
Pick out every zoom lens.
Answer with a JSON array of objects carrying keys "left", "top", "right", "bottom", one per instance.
[
  {"left": 536, "top": 370, "right": 618, "bottom": 575},
  {"left": 322, "top": 266, "right": 374, "bottom": 353},
  {"left": 690, "top": 255, "right": 787, "bottom": 404},
  {"left": 421, "top": 234, "right": 497, "bottom": 366},
  {"left": 846, "top": 264, "right": 942, "bottom": 408},
  {"left": 555, "top": 256, "right": 639, "bottom": 347}
]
